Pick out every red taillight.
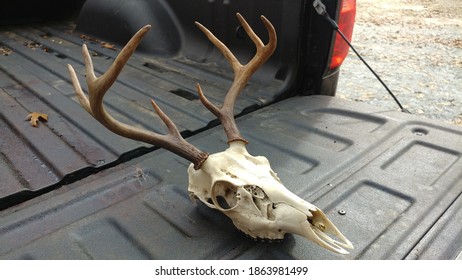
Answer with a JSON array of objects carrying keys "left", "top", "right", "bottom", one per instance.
[{"left": 329, "top": 0, "right": 356, "bottom": 70}]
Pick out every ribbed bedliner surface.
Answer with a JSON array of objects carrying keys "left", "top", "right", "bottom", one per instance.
[{"left": 1, "top": 96, "right": 460, "bottom": 259}]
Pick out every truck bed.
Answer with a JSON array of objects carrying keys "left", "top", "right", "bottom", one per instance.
[{"left": 1, "top": 21, "right": 462, "bottom": 259}]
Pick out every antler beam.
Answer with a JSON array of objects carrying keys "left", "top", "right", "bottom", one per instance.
[
  {"left": 67, "top": 25, "right": 208, "bottom": 169},
  {"left": 195, "top": 13, "right": 277, "bottom": 144}
]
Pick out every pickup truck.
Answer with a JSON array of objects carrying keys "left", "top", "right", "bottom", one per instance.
[{"left": 0, "top": 0, "right": 461, "bottom": 259}]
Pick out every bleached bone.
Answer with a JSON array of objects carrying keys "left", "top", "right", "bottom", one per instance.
[
  {"left": 188, "top": 141, "right": 353, "bottom": 254},
  {"left": 67, "top": 13, "right": 353, "bottom": 254}
]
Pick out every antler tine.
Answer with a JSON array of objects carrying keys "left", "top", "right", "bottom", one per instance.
[
  {"left": 67, "top": 25, "right": 208, "bottom": 169},
  {"left": 195, "top": 13, "right": 277, "bottom": 144}
]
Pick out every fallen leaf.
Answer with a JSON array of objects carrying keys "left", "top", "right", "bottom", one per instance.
[
  {"left": 0, "top": 46, "right": 13, "bottom": 56},
  {"left": 101, "top": 42, "right": 117, "bottom": 51},
  {"left": 26, "top": 112, "right": 48, "bottom": 127},
  {"left": 23, "top": 41, "right": 43, "bottom": 50},
  {"left": 79, "top": 33, "right": 117, "bottom": 51},
  {"left": 80, "top": 34, "right": 99, "bottom": 43}
]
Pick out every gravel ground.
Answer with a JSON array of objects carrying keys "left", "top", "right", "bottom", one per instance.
[{"left": 337, "top": 0, "right": 461, "bottom": 125}]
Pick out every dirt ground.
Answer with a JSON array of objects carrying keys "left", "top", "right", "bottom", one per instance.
[{"left": 337, "top": 0, "right": 462, "bottom": 125}]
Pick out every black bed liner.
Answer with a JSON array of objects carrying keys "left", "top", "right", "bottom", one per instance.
[{"left": 1, "top": 95, "right": 461, "bottom": 259}]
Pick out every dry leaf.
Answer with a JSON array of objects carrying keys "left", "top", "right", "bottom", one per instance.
[
  {"left": 79, "top": 34, "right": 98, "bottom": 42},
  {"left": 27, "top": 112, "right": 48, "bottom": 127},
  {"left": 23, "top": 41, "right": 43, "bottom": 50},
  {"left": 79, "top": 33, "right": 117, "bottom": 51},
  {"left": 0, "top": 46, "right": 13, "bottom": 56},
  {"left": 101, "top": 42, "right": 117, "bottom": 51}
]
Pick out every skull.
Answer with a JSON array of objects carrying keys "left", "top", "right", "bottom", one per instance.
[{"left": 188, "top": 141, "right": 354, "bottom": 254}]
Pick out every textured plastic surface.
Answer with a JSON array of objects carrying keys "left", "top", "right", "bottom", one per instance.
[{"left": 1, "top": 96, "right": 461, "bottom": 259}]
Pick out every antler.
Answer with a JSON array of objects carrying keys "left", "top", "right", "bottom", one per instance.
[
  {"left": 195, "top": 13, "right": 277, "bottom": 144},
  {"left": 67, "top": 14, "right": 275, "bottom": 167},
  {"left": 67, "top": 25, "right": 208, "bottom": 169}
]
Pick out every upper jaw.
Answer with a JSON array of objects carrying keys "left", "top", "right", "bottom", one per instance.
[
  {"left": 303, "top": 208, "right": 354, "bottom": 254},
  {"left": 269, "top": 202, "right": 354, "bottom": 255}
]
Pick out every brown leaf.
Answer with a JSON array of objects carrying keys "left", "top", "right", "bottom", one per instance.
[
  {"left": 23, "top": 41, "right": 43, "bottom": 50},
  {"left": 80, "top": 34, "right": 99, "bottom": 43},
  {"left": 79, "top": 33, "right": 117, "bottom": 50},
  {"left": 0, "top": 46, "right": 13, "bottom": 56},
  {"left": 26, "top": 112, "right": 48, "bottom": 127},
  {"left": 101, "top": 42, "right": 117, "bottom": 51}
]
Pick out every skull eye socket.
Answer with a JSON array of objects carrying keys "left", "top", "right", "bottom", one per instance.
[{"left": 211, "top": 181, "right": 238, "bottom": 211}]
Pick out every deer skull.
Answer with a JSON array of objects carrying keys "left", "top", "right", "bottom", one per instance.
[
  {"left": 188, "top": 141, "right": 353, "bottom": 254},
  {"left": 68, "top": 13, "right": 353, "bottom": 254}
]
